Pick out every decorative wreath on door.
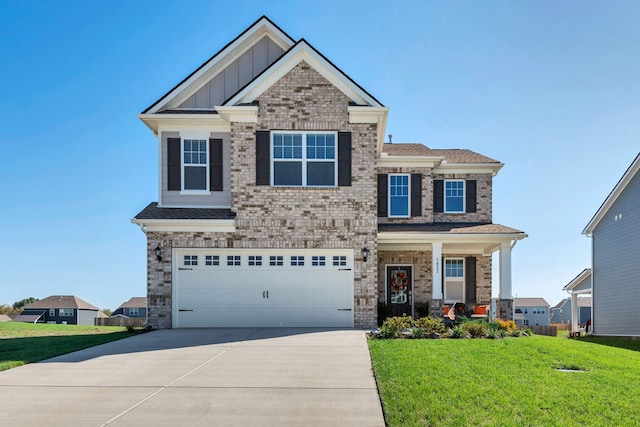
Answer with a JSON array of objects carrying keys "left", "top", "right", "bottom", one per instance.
[{"left": 391, "top": 272, "right": 408, "bottom": 291}]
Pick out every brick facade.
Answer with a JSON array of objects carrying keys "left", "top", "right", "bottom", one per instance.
[{"left": 146, "top": 62, "right": 379, "bottom": 329}]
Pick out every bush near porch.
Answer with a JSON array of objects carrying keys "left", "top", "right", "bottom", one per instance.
[
  {"left": 369, "top": 334, "right": 640, "bottom": 426},
  {"left": 372, "top": 315, "right": 525, "bottom": 339}
]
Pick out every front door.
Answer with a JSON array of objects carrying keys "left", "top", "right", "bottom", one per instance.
[{"left": 387, "top": 266, "right": 412, "bottom": 317}]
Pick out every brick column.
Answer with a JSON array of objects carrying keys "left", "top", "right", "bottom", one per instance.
[{"left": 498, "top": 298, "right": 514, "bottom": 321}]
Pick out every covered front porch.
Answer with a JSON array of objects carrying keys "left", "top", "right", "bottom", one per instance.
[{"left": 377, "top": 223, "right": 527, "bottom": 322}]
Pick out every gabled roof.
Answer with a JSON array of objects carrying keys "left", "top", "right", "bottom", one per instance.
[
  {"left": 514, "top": 297, "right": 550, "bottom": 308},
  {"left": 143, "top": 16, "right": 296, "bottom": 114},
  {"left": 24, "top": 295, "right": 99, "bottom": 311},
  {"left": 223, "top": 38, "right": 383, "bottom": 107},
  {"left": 117, "top": 297, "right": 147, "bottom": 309},
  {"left": 563, "top": 268, "right": 592, "bottom": 293},
  {"left": 0, "top": 314, "right": 13, "bottom": 322},
  {"left": 583, "top": 152, "right": 640, "bottom": 235}
]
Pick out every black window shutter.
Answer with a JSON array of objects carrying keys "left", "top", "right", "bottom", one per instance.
[
  {"left": 433, "top": 180, "right": 444, "bottom": 213},
  {"left": 465, "top": 256, "right": 477, "bottom": 304},
  {"left": 255, "top": 131, "right": 270, "bottom": 185},
  {"left": 209, "top": 138, "right": 223, "bottom": 191},
  {"left": 466, "top": 180, "right": 477, "bottom": 213},
  {"left": 411, "top": 174, "right": 422, "bottom": 217},
  {"left": 338, "top": 132, "right": 352, "bottom": 186},
  {"left": 377, "top": 174, "right": 388, "bottom": 217},
  {"left": 167, "top": 137, "right": 181, "bottom": 191}
]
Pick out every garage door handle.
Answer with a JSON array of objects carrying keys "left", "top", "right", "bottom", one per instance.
[
  {"left": 178, "top": 268, "right": 193, "bottom": 271},
  {"left": 337, "top": 308, "right": 352, "bottom": 311},
  {"left": 263, "top": 291, "right": 265, "bottom": 298},
  {"left": 266, "top": 290, "right": 269, "bottom": 299},
  {"left": 338, "top": 268, "right": 352, "bottom": 271},
  {"left": 179, "top": 309, "right": 194, "bottom": 312}
]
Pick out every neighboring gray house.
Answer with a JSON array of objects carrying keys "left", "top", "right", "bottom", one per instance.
[
  {"left": 131, "top": 16, "right": 527, "bottom": 329},
  {"left": 112, "top": 297, "right": 147, "bottom": 319},
  {"left": 584, "top": 153, "right": 640, "bottom": 337},
  {"left": 551, "top": 297, "right": 591, "bottom": 325},
  {"left": 514, "top": 298, "right": 550, "bottom": 327},
  {"left": 14, "top": 295, "right": 102, "bottom": 326}
]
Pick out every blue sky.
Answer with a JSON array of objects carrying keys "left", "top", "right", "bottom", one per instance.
[{"left": 1, "top": 1, "right": 638, "bottom": 310}]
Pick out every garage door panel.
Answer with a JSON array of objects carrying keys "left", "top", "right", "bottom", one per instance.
[{"left": 174, "top": 250, "right": 354, "bottom": 328}]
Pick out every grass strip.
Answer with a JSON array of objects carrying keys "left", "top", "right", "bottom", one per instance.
[{"left": 0, "top": 323, "right": 132, "bottom": 371}]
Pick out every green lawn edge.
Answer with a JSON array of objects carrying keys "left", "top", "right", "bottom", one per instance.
[
  {"left": 368, "top": 335, "right": 640, "bottom": 427},
  {"left": 0, "top": 323, "right": 137, "bottom": 371}
]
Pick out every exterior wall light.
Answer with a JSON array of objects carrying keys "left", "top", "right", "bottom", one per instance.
[
  {"left": 361, "top": 247, "right": 370, "bottom": 263},
  {"left": 155, "top": 245, "right": 163, "bottom": 262}
]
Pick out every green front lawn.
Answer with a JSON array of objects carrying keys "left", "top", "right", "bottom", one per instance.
[
  {"left": 369, "top": 335, "right": 640, "bottom": 426},
  {"left": 0, "top": 322, "right": 133, "bottom": 371}
]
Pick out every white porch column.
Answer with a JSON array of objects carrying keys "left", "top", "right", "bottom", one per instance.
[
  {"left": 499, "top": 242, "right": 512, "bottom": 299},
  {"left": 570, "top": 292, "right": 579, "bottom": 332},
  {"left": 432, "top": 242, "right": 443, "bottom": 299}
]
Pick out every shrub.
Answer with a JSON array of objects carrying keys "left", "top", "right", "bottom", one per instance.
[
  {"left": 414, "top": 302, "right": 430, "bottom": 319},
  {"left": 378, "top": 315, "right": 414, "bottom": 339},
  {"left": 448, "top": 325, "right": 468, "bottom": 339},
  {"left": 462, "top": 321, "right": 488, "bottom": 338},
  {"left": 414, "top": 316, "right": 446, "bottom": 335}
]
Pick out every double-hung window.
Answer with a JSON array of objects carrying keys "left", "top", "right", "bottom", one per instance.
[
  {"left": 389, "top": 174, "right": 410, "bottom": 217},
  {"left": 444, "top": 258, "right": 464, "bottom": 303},
  {"left": 445, "top": 180, "right": 465, "bottom": 213},
  {"left": 183, "top": 139, "right": 208, "bottom": 191},
  {"left": 272, "top": 132, "right": 337, "bottom": 187}
]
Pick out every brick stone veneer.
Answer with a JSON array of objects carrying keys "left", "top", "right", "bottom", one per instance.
[{"left": 146, "top": 62, "right": 379, "bottom": 329}]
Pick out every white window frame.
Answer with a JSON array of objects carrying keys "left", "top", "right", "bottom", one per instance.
[
  {"left": 270, "top": 131, "right": 338, "bottom": 187},
  {"left": 49, "top": 309, "right": 55, "bottom": 316},
  {"left": 444, "top": 258, "right": 465, "bottom": 303},
  {"left": 388, "top": 174, "right": 410, "bottom": 218},
  {"left": 181, "top": 133, "right": 210, "bottom": 194},
  {"left": 444, "top": 179, "right": 465, "bottom": 213},
  {"left": 128, "top": 307, "right": 139, "bottom": 316},
  {"left": 59, "top": 308, "right": 74, "bottom": 317}
]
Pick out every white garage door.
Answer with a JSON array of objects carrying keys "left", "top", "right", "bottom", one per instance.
[{"left": 173, "top": 249, "right": 354, "bottom": 328}]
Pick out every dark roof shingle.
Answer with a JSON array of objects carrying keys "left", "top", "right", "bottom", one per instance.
[
  {"left": 134, "top": 203, "right": 236, "bottom": 220},
  {"left": 382, "top": 143, "right": 499, "bottom": 163}
]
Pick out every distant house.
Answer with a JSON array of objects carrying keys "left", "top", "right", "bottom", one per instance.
[
  {"left": 584, "top": 153, "right": 640, "bottom": 337},
  {"left": 0, "top": 314, "right": 12, "bottom": 322},
  {"left": 112, "top": 297, "right": 147, "bottom": 319},
  {"left": 513, "top": 298, "right": 550, "bottom": 327},
  {"left": 14, "top": 295, "right": 101, "bottom": 326},
  {"left": 551, "top": 297, "right": 591, "bottom": 325}
]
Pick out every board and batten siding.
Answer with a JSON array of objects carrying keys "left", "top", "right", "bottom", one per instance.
[
  {"left": 179, "top": 36, "right": 284, "bottom": 109},
  {"left": 592, "top": 170, "right": 640, "bottom": 336},
  {"left": 160, "top": 131, "right": 232, "bottom": 207}
]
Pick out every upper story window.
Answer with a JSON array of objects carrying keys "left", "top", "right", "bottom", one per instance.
[
  {"left": 389, "top": 174, "right": 410, "bottom": 217},
  {"left": 445, "top": 180, "right": 465, "bottom": 213},
  {"left": 128, "top": 307, "right": 139, "bottom": 316},
  {"left": 272, "top": 132, "right": 337, "bottom": 187},
  {"left": 183, "top": 139, "right": 208, "bottom": 191},
  {"left": 167, "top": 137, "right": 223, "bottom": 193},
  {"left": 433, "top": 179, "right": 476, "bottom": 214}
]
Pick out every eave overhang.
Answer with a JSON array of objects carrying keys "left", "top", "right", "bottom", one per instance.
[
  {"left": 378, "top": 230, "right": 527, "bottom": 256},
  {"left": 377, "top": 154, "right": 444, "bottom": 169},
  {"left": 131, "top": 218, "right": 236, "bottom": 233},
  {"left": 137, "top": 113, "right": 230, "bottom": 136},
  {"left": 563, "top": 268, "right": 592, "bottom": 294},
  {"left": 348, "top": 106, "right": 389, "bottom": 154},
  {"left": 434, "top": 162, "right": 504, "bottom": 176},
  {"left": 215, "top": 105, "right": 259, "bottom": 123},
  {"left": 583, "top": 152, "right": 640, "bottom": 236}
]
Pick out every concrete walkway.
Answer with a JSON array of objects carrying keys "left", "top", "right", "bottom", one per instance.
[{"left": 0, "top": 328, "right": 385, "bottom": 426}]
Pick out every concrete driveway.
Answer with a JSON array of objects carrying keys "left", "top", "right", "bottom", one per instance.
[{"left": 0, "top": 328, "right": 384, "bottom": 426}]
